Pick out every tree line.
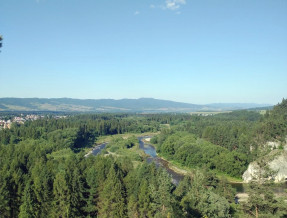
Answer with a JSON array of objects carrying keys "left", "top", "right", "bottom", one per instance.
[{"left": 1, "top": 100, "right": 287, "bottom": 217}]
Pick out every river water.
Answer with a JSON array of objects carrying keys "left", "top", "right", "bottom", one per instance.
[
  {"left": 88, "top": 137, "right": 183, "bottom": 185},
  {"left": 138, "top": 137, "right": 287, "bottom": 192},
  {"left": 91, "top": 143, "right": 107, "bottom": 155},
  {"left": 138, "top": 137, "right": 184, "bottom": 185},
  {"left": 90, "top": 137, "right": 287, "bottom": 192}
]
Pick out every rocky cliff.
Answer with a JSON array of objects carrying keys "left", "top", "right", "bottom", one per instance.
[{"left": 243, "top": 140, "right": 287, "bottom": 183}]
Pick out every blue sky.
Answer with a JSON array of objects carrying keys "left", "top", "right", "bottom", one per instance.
[{"left": 0, "top": 0, "right": 286, "bottom": 104}]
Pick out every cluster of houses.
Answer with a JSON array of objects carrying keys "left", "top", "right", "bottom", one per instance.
[
  {"left": 0, "top": 119, "right": 12, "bottom": 129},
  {"left": 0, "top": 114, "right": 69, "bottom": 130},
  {"left": 0, "top": 114, "right": 43, "bottom": 130}
]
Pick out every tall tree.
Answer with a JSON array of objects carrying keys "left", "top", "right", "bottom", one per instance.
[
  {"left": 138, "top": 179, "right": 152, "bottom": 217},
  {"left": 244, "top": 183, "right": 287, "bottom": 218},
  {"left": 98, "top": 163, "right": 127, "bottom": 218},
  {"left": 19, "top": 180, "right": 37, "bottom": 218},
  {"left": 53, "top": 171, "right": 70, "bottom": 218}
]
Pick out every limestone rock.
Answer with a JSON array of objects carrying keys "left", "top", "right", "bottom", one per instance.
[
  {"left": 269, "top": 152, "right": 287, "bottom": 182},
  {"left": 243, "top": 150, "right": 287, "bottom": 183},
  {"left": 242, "top": 162, "right": 261, "bottom": 182},
  {"left": 266, "top": 141, "right": 280, "bottom": 150}
]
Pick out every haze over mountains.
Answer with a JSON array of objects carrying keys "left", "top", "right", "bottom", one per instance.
[{"left": 0, "top": 98, "right": 272, "bottom": 112}]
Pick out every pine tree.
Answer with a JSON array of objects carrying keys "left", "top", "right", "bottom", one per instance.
[
  {"left": 0, "top": 172, "right": 12, "bottom": 217},
  {"left": 150, "top": 169, "right": 175, "bottom": 217},
  {"left": 31, "top": 159, "right": 53, "bottom": 217},
  {"left": 85, "top": 166, "right": 99, "bottom": 217},
  {"left": 138, "top": 179, "right": 152, "bottom": 217},
  {"left": 244, "top": 183, "right": 287, "bottom": 218},
  {"left": 127, "top": 194, "right": 139, "bottom": 218},
  {"left": 53, "top": 171, "right": 70, "bottom": 218},
  {"left": 19, "top": 180, "right": 37, "bottom": 218},
  {"left": 98, "top": 163, "right": 127, "bottom": 218},
  {"left": 68, "top": 167, "right": 86, "bottom": 216}
]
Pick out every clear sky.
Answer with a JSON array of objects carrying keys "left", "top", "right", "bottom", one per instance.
[{"left": 0, "top": 0, "right": 286, "bottom": 104}]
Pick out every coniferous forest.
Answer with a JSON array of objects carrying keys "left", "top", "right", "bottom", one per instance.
[{"left": 0, "top": 99, "right": 287, "bottom": 217}]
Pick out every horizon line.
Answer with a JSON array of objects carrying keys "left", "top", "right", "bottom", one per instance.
[{"left": 0, "top": 96, "right": 276, "bottom": 105}]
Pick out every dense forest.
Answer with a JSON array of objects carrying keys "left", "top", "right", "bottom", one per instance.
[
  {"left": 152, "top": 99, "right": 287, "bottom": 178},
  {"left": 0, "top": 99, "right": 286, "bottom": 217}
]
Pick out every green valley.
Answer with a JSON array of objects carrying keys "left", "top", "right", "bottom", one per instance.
[{"left": 0, "top": 99, "right": 287, "bottom": 217}]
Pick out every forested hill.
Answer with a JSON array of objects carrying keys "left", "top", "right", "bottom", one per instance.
[
  {"left": 0, "top": 97, "right": 271, "bottom": 112},
  {"left": 0, "top": 100, "right": 286, "bottom": 217}
]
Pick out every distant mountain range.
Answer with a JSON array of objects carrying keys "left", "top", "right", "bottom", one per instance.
[{"left": 0, "top": 98, "right": 273, "bottom": 113}]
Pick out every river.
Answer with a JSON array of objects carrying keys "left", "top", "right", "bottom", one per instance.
[
  {"left": 87, "top": 137, "right": 184, "bottom": 185},
  {"left": 138, "top": 136, "right": 184, "bottom": 185},
  {"left": 85, "top": 142, "right": 107, "bottom": 157},
  {"left": 89, "top": 137, "right": 287, "bottom": 192},
  {"left": 137, "top": 136, "right": 287, "bottom": 193}
]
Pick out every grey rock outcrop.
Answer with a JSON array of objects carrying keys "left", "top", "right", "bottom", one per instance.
[
  {"left": 243, "top": 140, "right": 287, "bottom": 183},
  {"left": 242, "top": 162, "right": 261, "bottom": 182},
  {"left": 269, "top": 152, "right": 287, "bottom": 182},
  {"left": 266, "top": 141, "right": 280, "bottom": 150}
]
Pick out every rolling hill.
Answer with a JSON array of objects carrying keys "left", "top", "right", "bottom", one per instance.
[{"left": 0, "top": 98, "right": 272, "bottom": 113}]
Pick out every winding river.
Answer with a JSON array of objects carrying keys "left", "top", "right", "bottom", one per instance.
[
  {"left": 89, "top": 137, "right": 287, "bottom": 192},
  {"left": 138, "top": 137, "right": 287, "bottom": 193},
  {"left": 138, "top": 136, "right": 184, "bottom": 185},
  {"left": 87, "top": 137, "right": 184, "bottom": 185}
]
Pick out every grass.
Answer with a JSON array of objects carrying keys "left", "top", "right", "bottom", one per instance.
[
  {"left": 170, "top": 158, "right": 244, "bottom": 183},
  {"left": 84, "top": 132, "right": 159, "bottom": 160},
  {"left": 190, "top": 111, "right": 232, "bottom": 115},
  {"left": 94, "top": 132, "right": 245, "bottom": 184},
  {"left": 259, "top": 110, "right": 267, "bottom": 115},
  {"left": 155, "top": 146, "right": 244, "bottom": 183},
  {"left": 97, "top": 133, "right": 153, "bottom": 161},
  {"left": 95, "top": 132, "right": 159, "bottom": 144},
  {"left": 213, "top": 171, "right": 244, "bottom": 183},
  {"left": 48, "top": 148, "right": 74, "bottom": 159},
  {"left": 157, "top": 154, "right": 191, "bottom": 175},
  {"left": 103, "top": 141, "right": 148, "bottom": 170}
]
